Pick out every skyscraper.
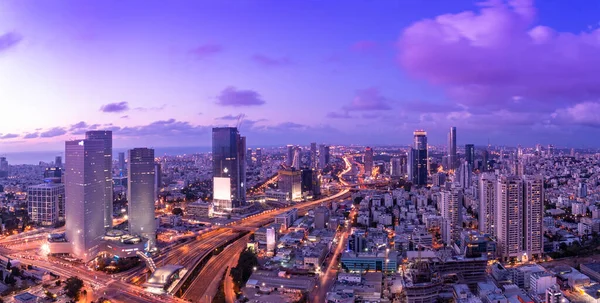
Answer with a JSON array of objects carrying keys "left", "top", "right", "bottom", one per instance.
[
  {"left": 292, "top": 147, "right": 301, "bottom": 170},
  {"left": 55, "top": 156, "right": 63, "bottom": 168},
  {"left": 286, "top": 145, "right": 294, "bottom": 167},
  {"left": 410, "top": 130, "right": 428, "bottom": 186},
  {"left": 278, "top": 168, "right": 302, "bottom": 201},
  {"left": 118, "top": 152, "right": 126, "bottom": 173},
  {"left": 390, "top": 157, "right": 403, "bottom": 177},
  {"left": 496, "top": 175, "right": 523, "bottom": 260},
  {"left": 364, "top": 147, "right": 374, "bottom": 177},
  {"left": 523, "top": 175, "right": 544, "bottom": 259},
  {"left": 65, "top": 139, "right": 106, "bottom": 261},
  {"left": 481, "top": 150, "right": 489, "bottom": 172},
  {"left": 458, "top": 161, "right": 472, "bottom": 189},
  {"left": 318, "top": 144, "right": 330, "bottom": 169},
  {"left": 440, "top": 184, "right": 463, "bottom": 243},
  {"left": 255, "top": 148, "right": 262, "bottom": 167},
  {"left": 247, "top": 148, "right": 253, "bottom": 167},
  {"left": 448, "top": 126, "right": 457, "bottom": 171},
  {"left": 478, "top": 173, "right": 497, "bottom": 236},
  {"left": 310, "top": 142, "right": 317, "bottom": 169},
  {"left": 465, "top": 144, "right": 475, "bottom": 170},
  {"left": 85, "top": 131, "right": 113, "bottom": 228},
  {"left": 128, "top": 148, "right": 156, "bottom": 250},
  {"left": 212, "top": 127, "right": 246, "bottom": 211}
]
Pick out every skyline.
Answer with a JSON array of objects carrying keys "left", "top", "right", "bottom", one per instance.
[{"left": 2, "top": 0, "right": 600, "bottom": 151}]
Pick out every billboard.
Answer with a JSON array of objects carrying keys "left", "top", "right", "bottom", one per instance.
[{"left": 213, "top": 177, "right": 231, "bottom": 201}]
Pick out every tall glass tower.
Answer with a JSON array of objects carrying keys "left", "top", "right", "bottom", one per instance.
[
  {"left": 412, "top": 130, "right": 428, "bottom": 186},
  {"left": 212, "top": 127, "right": 246, "bottom": 211},
  {"left": 448, "top": 126, "right": 457, "bottom": 171},
  {"left": 85, "top": 131, "right": 113, "bottom": 228},
  {"left": 128, "top": 148, "right": 156, "bottom": 249}
]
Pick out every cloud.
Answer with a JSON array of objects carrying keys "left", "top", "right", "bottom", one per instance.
[
  {"left": 120, "top": 115, "right": 129, "bottom": 119},
  {"left": 216, "top": 114, "right": 243, "bottom": 121},
  {"left": 351, "top": 40, "right": 378, "bottom": 52},
  {"left": 69, "top": 121, "right": 100, "bottom": 134},
  {"left": 100, "top": 102, "right": 129, "bottom": 113},
  {"left": 23, "top": 133, "right": 39, "bottom": 139},
  {"left": 326, "top": 111, "right": 354, "bottom": 119},
  {"left": 0, "top": 133, "right": 19, "bottom": 140},
  {"left": 40, "top": 127, "right": 67, "bottom": 138},
  {"left": 134, "top": 104, "right": 166, "bottom": 112},
  {"left": 190, "top": 44, "right": 223, "bottom": 59},
  {"left": 398, "top": 0, "right": 600, "bottom": 106},
  {"left": 342, "top": 88, "right": 392, "bottom": 111},
  {"left": 251, "top": 54, "right": 292, "bottom": 67},
  {"left": 117, "top": 119, "right": 208, "bottom": 137},
  {"left": 0, "top": 32, "right": 22, "bottom": 52},
  {"left": 552, "top": 102, "right": 600, "bottom": 127},
  {"left": 216, "top": 87, "right": 266, "bottom": 107}
]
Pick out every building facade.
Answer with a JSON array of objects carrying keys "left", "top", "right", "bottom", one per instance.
[{"left": 128, "top": 148, "right": 156, "bottom": 250}]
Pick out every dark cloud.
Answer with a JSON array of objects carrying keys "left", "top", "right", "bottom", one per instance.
[
  {"left": 117, "top": 119, "right": 208, "bottom": 137},
  {"left": 342, "top": 88, "right": 392, "bottom": 111},
  {"left": 190, "top": 44, "right": 223, "bottom": 59},
  {"left": 216, "top": 87, "right": 266, "bottom": 107},
  {"left": 216, "top": 114, "right": 243, "bottom": 121},
  {"left": 23, "top": 133, "right": 39, "bottom": 139},
  {"left": 251, "top": 54, "right": 292, "bottom": 67},
  {"left": 40, "top": 127, "right": 67, "bottom": 138},
  {"left": 70, "top": 122, "right": 101, "bottom": 135},
  {"left": 0, "top": 32, "right": 22, "bottom": 52},
  {"left": 100, "top": 102, "right": 129, "bottom": 113},
  {"left": 0, "top": 133, "right": 19, "bottom": 140}
]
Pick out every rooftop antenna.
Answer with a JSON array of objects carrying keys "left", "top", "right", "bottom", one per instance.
[{"left": 236, "top": 113, "right": 246, "bottom": 129}]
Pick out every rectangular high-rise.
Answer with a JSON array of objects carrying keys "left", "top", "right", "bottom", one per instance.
[
  {"left": 448, "top": 127, "right": 457, "bottom": 171},
  {"left": 118, "top": 152, "right": 126, "bottom": 173},
  {"left": 212, "top": 127, "right": 246, "bottom": 211},
  {"left": 310, "top": 143, "right": 317, "bottom": 169},
  {"left": 440, "top": 185, "right": 463, "bottom": 243},
  {"left": 496, "top": 175, "right": 524, "bottom": 260},
  {"left": 318, "top": 144, "right": 330, "bottom": 169},
  {"left": 364, "top": 147, "right": 374, "bottom": 177},
  {"left": 523, "top": 175, "right": 544, "bottom": 259},
  {"left": 65, "top": 139, "right": 106, "bottom": 261},
  {"left": 286, "top": 145, "right": 294, "bottom": 167},
  {"left": 410, "top": 130, "right": 428, "bottom": 186},
  {"left": 28, "top": 182, "right": 65, "bottom": 226},
  {"left": 478, "top": 173, "right": 497, "bottom": 235},
  {"left": 128, "top": 148, "right": 156, "bottom": 249},
  {"left": 0, "top": 157, "right": 8, "bottom": 178},
  {"left": 465, "top": 144, "right": 475, "bottom": 170},
  {"left": 85, "top": 131, "right": 113, "bottom": 228}
]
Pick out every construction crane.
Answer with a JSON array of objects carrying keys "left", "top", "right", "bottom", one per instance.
[{"left": 236, "top": 113, "right": 246, "bottom": 129}]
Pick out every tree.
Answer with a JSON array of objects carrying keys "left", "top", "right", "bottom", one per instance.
[
  {"left": 55, "top": 280, "right": 61, "bottom": 286},
  {"left": 4, "top": 273, "right": 16, "bottom": 286},
  {"left": 63, "top": 276, "right": 84, "bottom": 301},
  {"left": 0, "top": 270, "right": 3, "bottom": 281},
  {"left": 172, "top": 207, "right": 184, "bottom": 216},
  {"left": 230, "top": 249, "right": 259, "bottom": 291},
  {"left": 6, "top": 260, "right": 11, "bottom": 270}
]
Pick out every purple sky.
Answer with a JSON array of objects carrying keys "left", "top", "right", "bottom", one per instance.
[{"left": 1, "top": 0, "right": 600, "bottom": 152}]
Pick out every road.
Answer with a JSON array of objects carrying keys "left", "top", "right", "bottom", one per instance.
[
  {"left": 180, "top": 155, "right": 355, "bottom": 301},
  {"left": 182, "top": 235, "right": 250, "bottom": 302}
]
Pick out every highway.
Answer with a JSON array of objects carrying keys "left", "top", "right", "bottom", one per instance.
[{"left": 178, "top": 155, "right": 355, "bottom": 301}]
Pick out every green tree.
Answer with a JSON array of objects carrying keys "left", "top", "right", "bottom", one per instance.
[
  {"left": 230, "top": 250, "right": 259, "bottom": 291},
  {"left": 63, "top": 276, "right": 84, "bottom": 301},
  {"left": 6, "top": 260, "right": 11, "bottom": 270},
  {"left": 172, "top": 207, "right": 184, "bottom": 216}
]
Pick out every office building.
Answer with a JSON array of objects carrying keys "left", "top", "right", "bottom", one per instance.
[
  {"left": 310, "top": 142, "right": 317, "bottom": 169},
  {"left": 448, "top": 126, "right": 457, "bottom": 171},
  {"left": 314, "top": 206, "right": 330, "bottom": 229},
  {"left": 278, "top": 168, "right": 302, "bottom": 201},
  {"left": 318, "top": 144, "right": 330, "bottom": 169},
  {"left": 465, "top": 144, "right": 475, "bottom": 169},
  {"left": 0, "top": 157, "right": 8, "bottom": 178},
  {"left": 364, "top": 147, "right": 374, "bottom": 177},
  {"left": 212, "top": 127, "right": 246, "bottom": 211},
  {"left": 578, "top": 181, "right": 588, "bottom": 198},
  {"left": 292, "top": 146, "right": 301, "bottom": 169},
  {"left": 301, "top": 168, "right": 320, "bottom": 195},
  {"left": 348, "top": 233, "right": 367, "bottom": 253},
  {"left": 154, "top": 163, "right": 162, "bottom": 200},
  {"left": 246, "top": 148, "right": 253, "bottom": 167},
  {"left": 478, "top": 173, "right": 497, "bottom": 236},
  {"left": 275, "top": 208, "right": 298, "bottom": 230},
  {"left": 457, "top": 161, "right": 472, "bottom": 189},
  {"left": 85, "top": 131, "right": 113, "bottom": 229},
  {"left": 255, "top": 148, "right": 262, "bottom": 166},
  {"left": 481, "top": 150, "right": 489, "bottom": 171},
  {"left": 390, "top": 157, "right": 404, "bottom": 177},
  {"left": 286, "top": 145, "right": 294, "bottom": 167},
  {"left": 44, "top": 167, "right": 62, "bottom": 180},
  {"left": 28, "top": 182, "right": 65, "bottom": 226},
  {"left": 118, "top": 152, "right": 125, "bottom": 172},
  {"left": 128, "top": 148, "right": 156, "bottom": 249},
  {"left": 65, "top": 139, "right": 106, "bottom": 261},
  {"left": 55, "top": 156, "right": 62, "bottom": 168},
  {"left": 410, "top": 130, "right": 428, "bottom": 186}
]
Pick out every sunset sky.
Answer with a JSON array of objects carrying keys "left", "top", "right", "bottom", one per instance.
[{"left": 1, "top": 0, "right": 600, "bottom": 151}]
